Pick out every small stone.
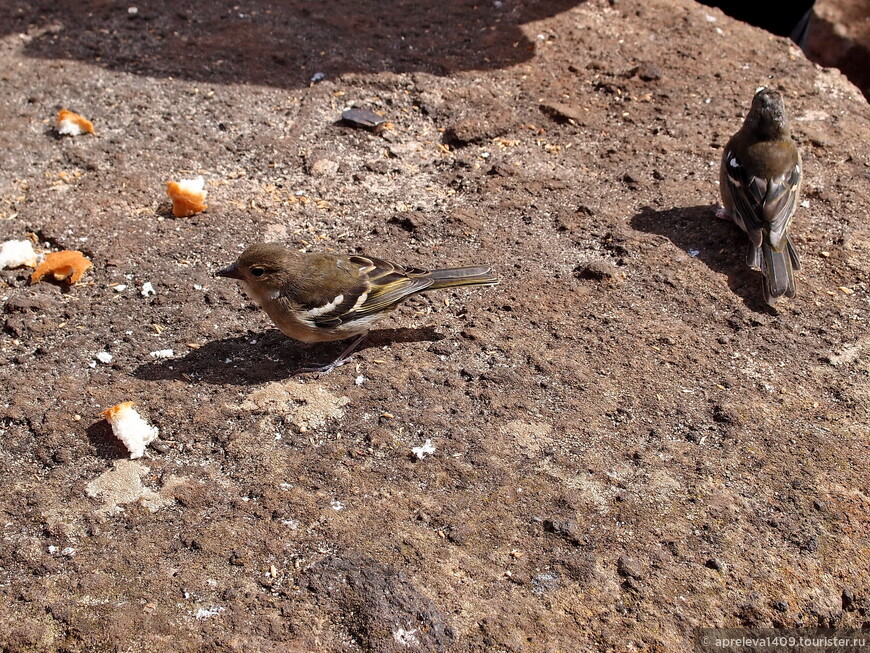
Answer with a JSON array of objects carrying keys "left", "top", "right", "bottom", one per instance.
[
  {"left": 364, "top": 159, "right": 391, "bottom": 174},
  {"left": 617, "top": 554, "right": 643, "bottom": 580},
  {"left": 308, "top": 152, "right": 340, "bottom": 177},
  {"left": 542, "top": 518, "right": 581, "bottom": 545},
  {"left": 574, "top": 260, "right": 617, "bottom": 281},
  {"left": 341, "top": 107, "right": 386, "bottom": 131},
  {"left": 773, "top": 600, "right": 788, "bottom": 612},
  {"left": 635, "top": 62, "right": 662, "bottom": 81},
  {"left": 705, "top": 558, "right": 724, "bottom": 571},
  {"left": 539, "top": 102, "right": 585, "bottom": 124},
  {"left": 388, "top": 212, "right": 426, "bottom": 232},
  {"left": 150, "top": 440, "right": 170, "bottom": 453}
]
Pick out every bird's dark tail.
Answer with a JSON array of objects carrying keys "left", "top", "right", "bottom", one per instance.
[
  {"left": 762, "top": 240, "right": 797, "bottom": 305},
  {"left": 427, "top": 266, "right": 498, "bottom": 290}
]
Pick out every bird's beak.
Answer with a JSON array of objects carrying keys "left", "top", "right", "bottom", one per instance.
[{"left": 216, "top": 263, "right": 243, "bottom": 280}]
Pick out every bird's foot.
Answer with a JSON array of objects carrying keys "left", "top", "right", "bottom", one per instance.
[
  {"left": 294, "top": 333, "right": 366, "bottom": 375},
  {"left": 295, "top": 356, "right": 353, "bottom": 375}
]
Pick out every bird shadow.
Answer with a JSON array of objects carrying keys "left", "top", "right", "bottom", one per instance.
[
  {"left": 132, "top": 326, "right": 445, "bottom": 385},
  {"left": 629, "top": 204, "right": 776, "bottom": 314}
]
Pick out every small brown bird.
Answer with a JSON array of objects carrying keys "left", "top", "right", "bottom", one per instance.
[
  {"left": 217, "top": 243, "right": 498, "bottom": 372},
  {"left": 719, "top": 87, "right": 802, "bottom": 305}
]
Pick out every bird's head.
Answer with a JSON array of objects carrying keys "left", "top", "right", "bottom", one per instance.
[
  {"left": 217, "top": 243, "right": 298, "bottom": 292},
  {"left": 745, "top": 87, "right": 790, "bottom": 139}
]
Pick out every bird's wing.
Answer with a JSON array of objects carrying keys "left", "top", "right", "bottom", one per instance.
[
  {"left": 724, "top": 148, "right": 801, "bottom": 252},
  {"left": 342, "top": 255, "right": 433, "bottom": 317},
  {"left": 761, "top": 164, "right": 801, "bottom": 251},
  {"left": 723, "top": 149, "right": 766, "bottom": 247},
  {"left": 292, "top": 255, "right": 432, "bottom": 328}
]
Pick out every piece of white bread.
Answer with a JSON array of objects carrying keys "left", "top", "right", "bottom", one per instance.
[
  {"left": 166, "top": 176, "right": 207, "bottom": 217},
  {"left": 100, "top": 402, "right": 159, "bottom": 459},
  {"left": 0, "top": 239, "right": 37, "bottom": 269},
  {"left": 56, "top": 109, "right": 95, "bottom": 136}
]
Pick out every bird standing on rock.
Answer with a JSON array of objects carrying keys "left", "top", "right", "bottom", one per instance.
[
  {"left": 719, "top": 87, "right": 802, "bottom": 305},
  {"left": 217, "top": 242, "right": 498, "bottom": 372}
]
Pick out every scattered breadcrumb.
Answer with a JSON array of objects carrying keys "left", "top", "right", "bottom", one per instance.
[
  {"left": 166, "top": 176, "right": 207, "bottom": 217},
  {"left": 412, "top": 439, "right": 436, "bottom": 459},
  {"left": 150, "top": 348, "right": 174, "bottom": 359},
  {"left": 100, "top": 401, "right": 159, "bottom": 459},
  {"left": 0, "top": 239, "right": 37, "bottom": 269},
  {"left": 57, "top": 109, "right": 96, "bottom": 136},
  {"left": 30, "top": 250, "right": 92, "bottom": 285}
]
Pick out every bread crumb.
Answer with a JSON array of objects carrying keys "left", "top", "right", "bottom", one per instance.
[
  {"left": 57, "top": 109, "right": 96, "bottom": 136},
  {"left": 412, "top": 439, "right": 435, "bottom": 459},
  {"left": 30, "top": 250, "right": 92, "bottom": 285},
  {"left": 0, "top": 239, "right": 37, "bottom": 269},
  {"left": 149, "top": 348, "right": 174, "bottom": 359},
  {"left": 100, "top": 401, "right": 159, "bottom": 459},
  {"left": 167, "top": 176, "right": 207, "bottom": 217}
]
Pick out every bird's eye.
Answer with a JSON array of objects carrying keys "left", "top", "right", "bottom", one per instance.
[{"left": 251, "top": 267, "right": 265, "bottom": 277}]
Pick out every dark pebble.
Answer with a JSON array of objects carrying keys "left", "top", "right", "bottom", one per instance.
[{"left": 341, "top": 107, "right": 386, "bottom": 131}]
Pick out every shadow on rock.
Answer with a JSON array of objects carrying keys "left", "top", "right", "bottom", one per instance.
[
  {"left": 133, "top": 326, "right": 444, "bottom": 385},
  {"left": 303, "top": 552, "right": 455, "bottom": 651},
  {"left": 11, "top": 0, "right": 585, "bottom": 89},
  {"left": 86, "top": 420, "right": 131, "bottom": 461},
  {"left": 630, "top": 205, "right": 775, "bottom": 314}
]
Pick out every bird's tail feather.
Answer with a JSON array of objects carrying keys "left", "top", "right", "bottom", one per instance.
[
  {"left": 786, "top": 235, "right": 801, "bottom": 271},
  {"left": 746, "top": 242, "right": 762, "bottom": 270},
  {"left": 427, "top": 266, "right": 498, "bottom": 290},
  {"left": 762, "top": 242, "right": 796, "bottom": 305}
]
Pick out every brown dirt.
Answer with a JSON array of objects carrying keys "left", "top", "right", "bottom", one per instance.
[{"left": 1, "top": 0, "right": 869, "bottom": 651}]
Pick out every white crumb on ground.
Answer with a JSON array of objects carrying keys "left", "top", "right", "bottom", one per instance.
[
  {"left": 176, "top": 176, "right": 207, "bottom": 198},
  {"left": 149, "top": 349, "right": 174, "bottom": 359},
  {"left": 0, "top": 239, "right": 37, "bottom": 269},
  {"left": 104, "top": 403, "right": 159, "bottom": 459},
  {"left": 57, "top": 116, "right": 85, "bottom": 135},
  {"left": 412, "top": 439, "right": 436, "bottom": 459}
]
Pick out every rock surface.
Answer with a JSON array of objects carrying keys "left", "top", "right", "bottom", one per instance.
[{"left": 0, "top": 0, "right": 868, "bottom": 650}]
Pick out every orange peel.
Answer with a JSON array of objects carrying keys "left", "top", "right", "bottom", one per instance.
[
  {"left": 30, "top": 250, "right": 92, "bottom": 285},
  {"left": 57, "top": 109, "right": 96, "bottom": 136},
  {"left": 166, "top": 176, "right": 207, "bottom": 217}
]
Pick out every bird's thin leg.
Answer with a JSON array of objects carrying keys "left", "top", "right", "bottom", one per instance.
[{"left": 296, "top": 333, "right": 367, "bottom": 374}]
